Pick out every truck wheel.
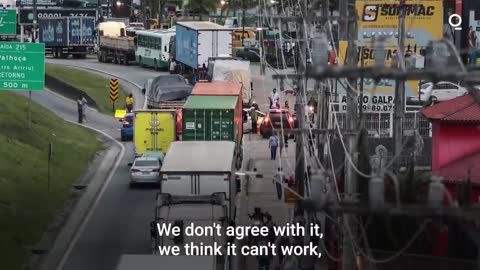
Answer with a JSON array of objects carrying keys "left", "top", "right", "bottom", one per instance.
[
  {"left": 113, "top": 53, "right": 118, "bottom": 64},
  {"left": 79, "top": 54, "right": 87, "bottom": 59},
  {"left": 60, "top": 53, "right": 68, "bottom": 59},
  {"left": 123, "top": 55, "right": 129, "bottom": 65},
  {"left": 97, "top": 52, "right": 102, "bottom": 62}
]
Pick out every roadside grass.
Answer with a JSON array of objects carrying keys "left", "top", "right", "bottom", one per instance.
[
  {"left": 45, "top": 64, "right": 127, "bottom": 113},
  {"left": 0, "top": 91, "right": 102, "bottom": 270}
]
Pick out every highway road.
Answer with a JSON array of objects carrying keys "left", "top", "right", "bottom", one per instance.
[
  {"left": 45, "top": 57, "right": 164, "bottom": 88},
  {"left": 42, "top": 57, "right": 283, "bottom": 270},
  {"left": 21, "top": 89, "right": 159, "bottom": 270}
]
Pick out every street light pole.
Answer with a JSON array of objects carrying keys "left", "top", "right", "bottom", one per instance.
[{"left": 241, "top": 0, "right": 245, "bottom": 47}]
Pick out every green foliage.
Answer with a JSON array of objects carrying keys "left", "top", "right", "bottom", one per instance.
[
  {"left": 186, "top": 0, "right": 219, "bottom": 17},
  {"left": 0, "top": 91, "right": 101, "bottom": 270},
  {"left": 45, "top": 64, "right": 126, "bottom": 114}
]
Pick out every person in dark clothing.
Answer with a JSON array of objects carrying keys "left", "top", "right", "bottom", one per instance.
[{"left": 77, "top": 97, "right": 83, "bottom": 123}]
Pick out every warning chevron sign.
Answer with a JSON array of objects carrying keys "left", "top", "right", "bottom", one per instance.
[{"left": 109, "top": 79, "right": 119, "bottom": 102}]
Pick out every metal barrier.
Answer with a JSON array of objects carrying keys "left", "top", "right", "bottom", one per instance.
[{"left": 329, "top": 106, "right": 431, "bottom": 138}]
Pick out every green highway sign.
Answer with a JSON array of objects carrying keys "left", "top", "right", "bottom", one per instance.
[
  {"left": 0, "top": 42, "right": 45, "bottom": 91},
  {"left": 0, "top": 9, "right": 17, "bottom": 35}
]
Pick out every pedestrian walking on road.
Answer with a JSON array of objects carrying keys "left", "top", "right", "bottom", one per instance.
[
  {"left": 269, "top": 134, "right": 279, "bottom": 160},
  {"left": 77, "top": 97, "right": 83, "bottom": 123},
  {"left": 81, "top": 95, "right": 88, "bottom": 122},
  {"left": 251, "top": 106, "right": 258, "bottom": 134},
  {"left": 279, "top": 135, "right": 285, "bottom": 156},
  {"left": 125, "top": 94, "right": 134, "bottom": 113}
]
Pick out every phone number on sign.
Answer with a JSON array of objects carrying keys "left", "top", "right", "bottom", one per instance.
[{"left": 341, "top": 104, "right": 393, "bottom": 112}]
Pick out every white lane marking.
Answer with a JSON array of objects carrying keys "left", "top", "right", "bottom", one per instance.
[{"left": 55, "top": 120, "right": 126, "bottom": 270}]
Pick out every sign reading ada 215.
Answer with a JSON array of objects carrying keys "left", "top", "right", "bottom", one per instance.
[
  {"left": 338, "top": 94, "right": 394, "bottom": 113},
  {"left": 0, "top": 42, "right": 45, "bottom": 91}
]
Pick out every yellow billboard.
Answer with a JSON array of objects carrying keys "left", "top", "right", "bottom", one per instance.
[
  {"left": 336, "top": 0, "right": 444, "bottom": 96},
  {"left": 356, "top": 0, "right": 444, "bottom": 46}
]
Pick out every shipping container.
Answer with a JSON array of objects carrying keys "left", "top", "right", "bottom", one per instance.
[
  {"left": 191, "top": 81, "right": 243, "bottom": 138},
  {"left": 182, "top": 95, "right": 243, "bottom": 169},
  {"left": 38, "top": 16, "right": 95, "bottom": 58},
  {"left": 133, "top": 110, "right": 177, "bottom": 158},
  {"left": 174, "top": 21, "right": 233, "bottom": 71}
]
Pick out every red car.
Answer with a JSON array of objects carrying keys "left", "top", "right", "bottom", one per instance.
[{"left": 259, "top": 109, "right": 296, "bottom": 138}]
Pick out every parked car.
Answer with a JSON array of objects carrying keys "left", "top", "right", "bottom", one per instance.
[
  {"left": 120, "top": 112, "right": 134, "bottom": 141},
  {"left": 419, "top": 82, "right": 468, "bottom": 104},
  {"left": 235, "top": 47, "right": 261, "bottom": 62},
  {"left": 129, "top": 157, "right": 161, "bottom": 186},
  {"left": 259, "top": 109, "right": 296, "bottom": 138}
]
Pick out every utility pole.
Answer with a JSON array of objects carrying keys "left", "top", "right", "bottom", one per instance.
[
  {"left": 342, "top": 4, "right": 359, "bottom": 270},
  {"left": 28, "top": 0, "right": 38, "bottom": 129},
  {"left": 295, "top": 0, "right": 307, "bottom": 214},
  {"left": 316, "top": 0, "right": 330, "bottom": 165},
  {"left": 241, "top": 0, "right": 245, "bottom": 47},
  {"left": 393, "top": 0, "right": 406, "bottom": 171}
]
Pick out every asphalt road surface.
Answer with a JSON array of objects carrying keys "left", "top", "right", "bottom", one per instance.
[
  {"left": 19, "top": 89, "right": 159, "bottom": 270},
  {"left": 41, "top": 58, "right": 290, "bottom": 270}
]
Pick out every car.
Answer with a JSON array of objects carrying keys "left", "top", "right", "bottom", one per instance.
[
  {"left": 259, "top": 109, "right": 296, "bottom": 138},
  {"left": 235, "top": 47, "right": 260, "bottom": 62},
  {"left": 419, "top": 81, "right": 468, "bottom": 104},
  {"left": 142, "top": 151, "right": 165, "bottom": 165},
  {"left": 120, "top": 113, "right": 134, "bottom": 141},
  {"left": 129, "top": 157, "right": 161, "bottom": 186}
]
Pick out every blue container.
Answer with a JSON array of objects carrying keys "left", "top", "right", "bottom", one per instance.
[
  {"left": 175, "top": 24, "right": 198, "bottom": 69},
  {"left": 39, "top": 18, "right": 68, "bottom": 46}
]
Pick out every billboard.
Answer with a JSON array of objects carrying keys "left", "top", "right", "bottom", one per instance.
[
  {"left": 357, "top": 0, "right": 444, "bottom": 47},
  {"left": 337, "top": 0, "right": 444, "bottom": 97},
  {"left": 19, "top": 8, "right": 97, "bottom": 24}
]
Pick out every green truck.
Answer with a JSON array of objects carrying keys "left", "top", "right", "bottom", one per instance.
[{"left": 182, "top": 95, "right": 243, "bottom": 169}]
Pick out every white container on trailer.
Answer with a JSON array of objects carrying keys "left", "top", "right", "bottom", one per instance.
[{"left": 175, "top": 21, "right": 233, "bottom": 70}]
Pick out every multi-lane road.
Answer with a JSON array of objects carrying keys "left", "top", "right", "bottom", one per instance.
[{"left": 41, "top": 57, "right": 280, "bottom": 270}]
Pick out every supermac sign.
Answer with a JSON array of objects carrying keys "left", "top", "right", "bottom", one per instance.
[
  {"left": 356, "top": 0, "right": 443, "bottom": 46},
  {"left": 361, "top": 4, "right": 436, "bottom": 22}
]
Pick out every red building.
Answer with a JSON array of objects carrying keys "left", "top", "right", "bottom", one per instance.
[{"left": 421, "top": 94, "right": 480, "bottom": 204}]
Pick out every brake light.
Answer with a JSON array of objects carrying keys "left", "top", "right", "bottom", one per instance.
[
  {"left": 131, "top": 169, "right": 140, "bottom": 173},
  {"left": 288, "top": 116, "right": 294, "bottom": 123}
]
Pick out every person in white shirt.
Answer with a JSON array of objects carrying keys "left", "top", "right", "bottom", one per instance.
[{"left": 269, "top": 88, "right": 280, "bottom": 109}]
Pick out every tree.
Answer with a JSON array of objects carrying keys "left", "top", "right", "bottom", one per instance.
[{"left": 185, "top": 0, "right": 219, "bottom": 20}]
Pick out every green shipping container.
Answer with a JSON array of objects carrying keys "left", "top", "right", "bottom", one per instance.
[{"left": 182, "top": 95, "right": 240, "bottom": 143}]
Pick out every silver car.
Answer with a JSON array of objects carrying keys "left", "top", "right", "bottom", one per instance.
[{"left": 129, "top": 157, "right": 161, "bottom": 186}]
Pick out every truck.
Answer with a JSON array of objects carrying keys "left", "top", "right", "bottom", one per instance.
[
  {"left": 182, "top": 94, "right": 243, "bottom": 169},
  {"left": 207, "top": 57, "right": 253, "bottom": 106},
  {"left": 97, "top": 21, "right": 136, "bottom": 65},
  {"left": 133, "top": 110, "right": 177, "bottom": 158},
  {"left": 174, "top": 21, "right": 233, "bottom": 77},
  {"left": 38, "top": 16, "right": 95, "bottom": 58}
]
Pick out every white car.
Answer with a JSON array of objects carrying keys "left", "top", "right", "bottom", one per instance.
[
  {"left": 419, "top": 82, "right": 468, "bottom": 103},
  {"left": 129, "top": 157, "right": 161, "bottom": 186}
]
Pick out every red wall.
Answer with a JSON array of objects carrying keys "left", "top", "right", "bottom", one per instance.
[{"left": 432, "top": 122, "right": 480, "bottom": 169}]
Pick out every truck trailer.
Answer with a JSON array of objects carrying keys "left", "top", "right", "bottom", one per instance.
[
  {"left": 182, "top": 95, "right": 243, "bottom": 169},
  {"left": 97, "top": 21, "right": 136, "bottom": 65},
  {"left": 174, "top": 21, "right": 233, "bottom": 79},
  {"left": 38, "top": 16, "right": 95, "bottom": 58},
  {"left": 133, "top": 110, "right": 177, "bottom": 158}
]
